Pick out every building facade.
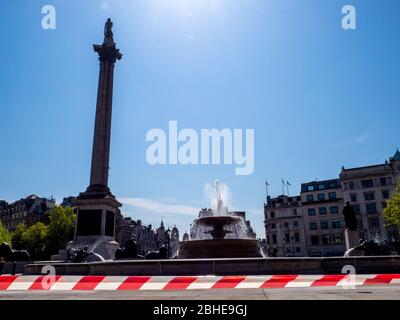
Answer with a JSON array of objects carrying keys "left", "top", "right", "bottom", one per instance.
[
  {"left": 264, "top": 195, "right": 307, "bottom": 257},
  {"left": 264, "top": 149, "right": 400, "bottom": 257},
  {"left": 340, "top": 149, "right": 400, "bottom": 242},
  {"left": 0, "top": 195, "right": 55, "bottom": 231},
  {"left": 301, "top": 179, "right": 346, "bottom": 257}
]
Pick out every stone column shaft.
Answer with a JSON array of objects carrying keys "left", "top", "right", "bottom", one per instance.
[{"left": 89, "top": 61, "right": 115, "bottom": 188}]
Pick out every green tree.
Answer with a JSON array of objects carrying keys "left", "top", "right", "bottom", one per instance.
[
  {"left": 11, "top": 223, "right": 27, "bottom": 250},
  {"left": 45, "top": 206, "right": 76, "bottom": 256},
  {"left": 21, "top": 222, "right": 48, "bottom": 260},
  {"left": 0, "top": 221, "right": 12, "bottom": 244},
  {"left": 383, "top": 181, "right": 400, "bottom": 227}
]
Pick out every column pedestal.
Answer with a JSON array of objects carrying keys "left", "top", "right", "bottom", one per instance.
[
  {"left": 345, "top": 228, "right": 360, "bottom": 251},
  {"left": 68, "top": 193, "right": 121, "bottom": 260}
]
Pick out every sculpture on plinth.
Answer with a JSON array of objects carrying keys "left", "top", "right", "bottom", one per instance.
[{"left": 343, "top": 202, "right": 359, "bottom": 250}]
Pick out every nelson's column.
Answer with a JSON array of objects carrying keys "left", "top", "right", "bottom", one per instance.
[{"left": 68, "top": 19, "right": 122, "bottom": 259}]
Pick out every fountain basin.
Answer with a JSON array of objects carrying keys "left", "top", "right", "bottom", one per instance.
[{"left": 178, "top": 239, "right": 263, "bottom": 259}]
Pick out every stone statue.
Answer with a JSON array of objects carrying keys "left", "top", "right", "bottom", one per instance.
[
  {"left": 0, "top": 242, "right": 31, "bottom": 262},
  {"left": 67, "top": 246, "right": 105, "bottom": 263},
  {"left": 145, "top": 245, "right": 168, "bottom": 260},
  {"left": 115, "top": 239, "right": 143, "bottom": 260},
  {"left": 343, "top": 202, "right": 357, "bottom": 231},
  {"left": 104, "top": 18, "right": 113, "bottom": 38}
]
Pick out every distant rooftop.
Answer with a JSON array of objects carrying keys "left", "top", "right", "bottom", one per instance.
[
  {"left": 301, "top": 179, "right": 340, "bottom": 192},
  {"left": 390, "top": 148, "right": 400, "bottom": 161}
]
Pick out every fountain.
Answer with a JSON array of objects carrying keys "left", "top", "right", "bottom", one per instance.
[{"left": 178, "top": 180, "right": 263, "bottom": 259}]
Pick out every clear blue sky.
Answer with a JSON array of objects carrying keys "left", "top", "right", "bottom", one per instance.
[{"left": 1, "top": 0, "right": 399, "bottom": 237}]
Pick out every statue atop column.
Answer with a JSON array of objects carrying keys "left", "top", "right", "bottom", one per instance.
[{"left": 104, "top": 18, "right": 114, "bottom": 39}]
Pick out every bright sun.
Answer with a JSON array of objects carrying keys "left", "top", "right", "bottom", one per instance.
[{"left": 150, "top": 0, "right": 220, "bottom": 17}]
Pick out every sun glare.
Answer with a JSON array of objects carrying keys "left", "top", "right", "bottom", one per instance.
[{"left": 150, "top": 0, "right": 220, "bottom": 17}]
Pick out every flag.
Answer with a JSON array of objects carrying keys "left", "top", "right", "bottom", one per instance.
[
  {"left": 266, "top": 179, "right": 269, "bottom": 186},
  {"left": 286, "top": 181, "right": 291, "bottom": 186},
  {"left": 282, "top": 179, "right": 286, "bottom": 185}
]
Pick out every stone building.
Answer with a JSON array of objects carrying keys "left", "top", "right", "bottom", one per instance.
[
  {"left": 301, "top": 179, "right": 346, "bottom": 257},
  {"left": 340, "top": 149, "right": 400, "bottom": 242},
  {"left": 264, "top": 195, "right": 307, "bottom": 257},
  {"left": 0, "top": 195, "right": 56, "bottom": 231}
]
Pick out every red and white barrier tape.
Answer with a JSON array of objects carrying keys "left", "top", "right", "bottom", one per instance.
[{"left": 1, "top": 274, "right": 400, "bottom": 291}]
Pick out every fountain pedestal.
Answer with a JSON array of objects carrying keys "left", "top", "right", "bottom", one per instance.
[{"left": 178, "top": 239, "right": 262, "bottom": 259}]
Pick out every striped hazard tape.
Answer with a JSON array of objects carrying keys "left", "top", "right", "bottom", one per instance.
[{"left": 0, "top": 274, "right": 400, "bottom": 291}]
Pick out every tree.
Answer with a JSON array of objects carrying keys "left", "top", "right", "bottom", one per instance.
[
  {"left": 11, "top": 224, "right": 27, "bottom": 250},
  {"left": 21, "top": 222, "right": 48, "bottom": 260},
  {"left": 0, "top": 221, "right": 12, "bottom": 244},
  {"left": 45, "top": 206, "right": 76, "bottom": 256},
  {"left": 383, "top": 181, "right": 400, "bottom": 227}
]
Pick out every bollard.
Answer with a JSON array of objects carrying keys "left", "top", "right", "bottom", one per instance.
[{"left": 11, "top": 261, "right": 16, "bottom": 276}]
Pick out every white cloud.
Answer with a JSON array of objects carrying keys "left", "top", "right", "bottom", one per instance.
[
  {"left": 120, "top": 197, "right": 200, "bottom": 217},
  {"left": 354, "top": 133, "right": 369, "bottom": 144},
  {"left": 335, "top": 133, "right": 371, "bottom": 147}
]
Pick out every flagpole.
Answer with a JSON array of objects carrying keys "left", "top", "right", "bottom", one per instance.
[
  {"left": 282, "top": 179, "right": 285, "bottom": 195},
  {"left": 265, "top": 179, "right": 269, "bottom": 202}
]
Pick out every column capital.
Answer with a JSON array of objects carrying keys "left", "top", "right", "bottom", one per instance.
[{"left": 93, "top": 18, "right": 122, "bottom": 63}]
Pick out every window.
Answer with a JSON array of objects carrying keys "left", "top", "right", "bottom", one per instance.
[
  {"left": 319, "top": 207, "right": 327, "bottom": 215},
  {"left": 361, "top": 179, "right": 374, "bottom": 188},
  {"left": 271, "top": 223, "right": 276, "bottom": 229},
  {"left": 296, "top": 247, "right": 301, "bottom": 253},
  {"left": 284, "top": 222, "right": 289, "bottom": 228},
  {"left": 328, "top": 192, "right": 337, "bottom": 199},
  {"left": 382, "top": 190, "right": 389, "bottom": 200},
  {"left": 333, "top": 233, "right": 343, "bottom": 244},
  {"left": 311, "top": 235, "right": 319, "bottom": 245},
  {"left": 328, "top": 182, "right": 337, "bottom": 188},
  {"left": 382, "top": 201, "right": 387, "bottom": 209},
  {"left": 307, "top": 185, "right": 314, "bottom": 191},
  {"left": 330, "top": 206, "right": 339, "bottom": 214},
  {"left": 350, "top": 193, "right": 357, "bottom": 202},
  {"left": 366, "top": 203, "right": 377, "bottom": 214},
  {"left": 320, "top": 221, "right": 329, "bottom": 229},
  {"left": 295, "top": 233, "right": 300, "bottom": 242},
  {"left": 309, "top": 222, "right": 318, "bottom": 230},
  {"left": 368, "top": 217, "right": 380, "bottom": 228},
  {"left": 318, "top": 184, "right": 325, "bottom": 190},
  {"left": 307, "top": 195, "right": 314, "bottom": 202},
  {"left": 332, "top": 220, "right": 341, "bottom": 229},
  {"left": 293, "top": 209, "right": 297, "bottom": 215},
  {"left": 380, "top": 177, "right": 387, "bottom": 186},
  {"left": 285, "top": 233, "right": 290, "bottom": 242},
  {"left": 294, "top": 221, "right": 299, "bottom": 227},
  {"left": 272, "top": 234, "right": 277, "bottom": 244},
  {"left": 308, "top": 208, "right": 316, "bottom": 216},
  {"left": 364, "top": 192, "right": 375, "bottom": 201},
  {"left": 270, "top": 211, "right": 275, "bottom": 218},
  {"left": 354, "top": 205, "right": 361, "bottom": 215},
  {"left": 322, "top": 235, "right": 330, "bottom": 244},
  {"left": 349, "top": 181, "right": 355, "bottom": 190},
  {"left": 317, "top": 193, "right": 325, "bottom": 201}
]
